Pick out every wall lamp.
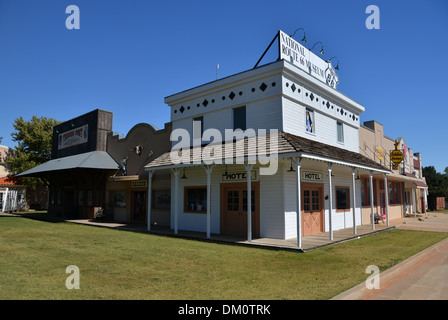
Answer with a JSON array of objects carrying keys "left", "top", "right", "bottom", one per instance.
[
  {"left": 181, "top": 167, "right": 188, "bottom": 179},
  {"left": 287, "top": 159, "right": 296, "bottom": 172},
  {"left": 310, "top": 42, "right": 324, "bottom": 55},
  {"left": 327, "top": 56, "right": 340, "bottom": 70},
  {"left": 289, "top": 27, "right": 306, "bottom": 43}
]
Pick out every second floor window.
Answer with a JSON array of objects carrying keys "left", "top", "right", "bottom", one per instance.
[
  {"left": 233, "top": 106, "right": 246, "bottom": 131},
  {"left": 306, "top": 109, "right": 314, "bottom": 133},
  {"left": 193, "top": 116, "right": 204, "bottom": 140},
  {"left": 337, "top": 121, "right": 344, "bottom": 143}
]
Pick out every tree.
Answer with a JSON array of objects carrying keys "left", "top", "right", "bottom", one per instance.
[
  {"left": 423, "top": 166, "right": 448, "bottom": 210},
  {"left": 3, "top": 116, "right": 62, "bottom": 187}
]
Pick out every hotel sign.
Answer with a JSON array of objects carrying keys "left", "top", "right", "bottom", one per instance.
[
  {"left": 278, "top": 30, "right": 339, "bottom": 89},
  {"left": 301, "top": 171, "right": 323, "bottom": 182},
  {"left": 222, "top": 170, "right": 257, "bottom": 182}
]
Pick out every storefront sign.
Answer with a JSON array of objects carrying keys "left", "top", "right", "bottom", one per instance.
[
  {"left": 390, "top": 150, "right": 404, "bottom": 164},
  {"left": 278, "top": 30, "right": 339, "bottom": 89},
  {"left": 131, "top": 180, "right": 148, "bottom": 188},
  {"left": 376, "top": 146, "right": 385, "bottom": 161},
  {"left": 222, "top": 170, "right": 257, "bottom": 182},
  {"left": 301, "top": 171, "right": 323, "bottom": 182},
  {"left": 58, "top": 124, "right": 88, "bottom": 150}
]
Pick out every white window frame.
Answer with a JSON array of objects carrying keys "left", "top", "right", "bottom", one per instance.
[
  {"left": 305, "top": 108, "right": 315, "bottom": 135},
  {"left": 337, "top": 121, "right": 344, "bottom": 143}
]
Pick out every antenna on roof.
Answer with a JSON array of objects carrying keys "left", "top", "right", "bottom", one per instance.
[{"left": 216, "top": 64, "right": 219, "bottom": 80}]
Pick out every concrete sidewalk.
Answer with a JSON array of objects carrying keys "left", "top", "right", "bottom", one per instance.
[{"left": 332, "top": 212, "right": 448, "bottom": 300}]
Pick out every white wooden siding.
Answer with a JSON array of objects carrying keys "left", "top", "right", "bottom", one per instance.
[
  {"left": 259, "top": 165, "right": 284, "bottom": 239},
  {"left": 282, "top": 96, "right": 359, "bottom": 152},
  {"left": 170, "top": 167, "right": 221, "bottom": 234}
]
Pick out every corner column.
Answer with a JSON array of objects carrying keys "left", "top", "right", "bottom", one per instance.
[
  {"left": 328, "top": 164, "right": 333, "bottom": 241},
  {"left": 294, "top": 158, "right": 302, "bottom": 248}
]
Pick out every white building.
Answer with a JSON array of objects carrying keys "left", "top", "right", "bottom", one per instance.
[{"left": 144, "top": 31, "right": 390, "bottom": 248}]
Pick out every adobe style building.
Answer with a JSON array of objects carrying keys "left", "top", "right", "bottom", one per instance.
[
  {"left": 19, "top": 109, "right": 171, "bottom": 222},
  {"left": 106, "top": 122, "right": 172, "bottom": 225}
]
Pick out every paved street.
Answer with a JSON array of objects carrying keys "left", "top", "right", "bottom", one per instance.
[{"left": 332, "top": 212, "right": 448, "bottom": 300}]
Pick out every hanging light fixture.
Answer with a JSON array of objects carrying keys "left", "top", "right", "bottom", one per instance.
[
  {"left": 289, "top": 27, "right": 306, "bottom": 43},
  {"left": 181, "top": 167, "right": 188, "bottom": 179},
  {"left": 310, "top": 42, "right": 324, "bottom": 55},
  {"left": 327, "top": 56, "right": 340, "bottom": 70},
  {"left": 287, "top": 159, "right": 296, "bottom": 172}
]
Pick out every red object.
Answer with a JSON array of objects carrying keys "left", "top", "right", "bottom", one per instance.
[{"left": 0, "top": 176, "right": 22, "bottom": 186}]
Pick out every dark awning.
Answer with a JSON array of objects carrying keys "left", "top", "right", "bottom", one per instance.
[{"left": 17, "top": 151, "right": 119, "bottom": 178}]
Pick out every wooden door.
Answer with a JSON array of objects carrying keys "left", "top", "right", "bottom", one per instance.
[
  {"left": 302, "top": 183, "right": 324, "bottom": 236},
  {"left": 221, "top": 182, "right": 259, "bottom": 238},
  {"left": 132, "top": 191, "right": 146, "bottom": 223}
]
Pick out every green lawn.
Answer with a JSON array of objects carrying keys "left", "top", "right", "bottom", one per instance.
[{"left": 1, "top": 216, "right": 447, "bottom": 300}]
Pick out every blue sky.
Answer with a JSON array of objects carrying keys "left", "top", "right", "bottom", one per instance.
[{"left": 0, "top": 0, "right": 447, "bottom": 173}]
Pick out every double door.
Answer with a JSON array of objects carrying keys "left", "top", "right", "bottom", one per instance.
[
  {"left": 221, "top": 182, "right": 259, "bottom": 238},
  {"left": 302, "top": 183, "right": 324, "bottom": 236}
]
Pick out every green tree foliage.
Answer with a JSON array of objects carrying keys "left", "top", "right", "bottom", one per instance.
[
  {"left": 3, "top": 116, "right": 62, "bottom": 187},
  {"left": 422, "top": 166, "right": 448, "bottom": 210}
]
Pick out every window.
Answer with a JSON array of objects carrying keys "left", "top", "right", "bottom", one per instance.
[
  {"left": 152, "top": 190, "right": 171, "bottom": 210},
  {"left": 306, "top": 109, "right": 314, "bottom": 133},
  {"left": 110, "top": 191, "right": 126, "bottom": 208},
  {"left": 336, "top": 187, "right": 350, "bottom": 210},
  {"left": 389, "top": 181, "right": 401, "bottom": 204},
  {"left": 184, "top": 186, "right": 207, "bottom": 213},
  {"left": 233, "top": 106, "right": 246, "bottom": 131},
  {"left": 337, "top": 121, "right": 344, "bottom": 143},
  {"left": 193, "top": 116, "right": 204, "bottom": 140}
]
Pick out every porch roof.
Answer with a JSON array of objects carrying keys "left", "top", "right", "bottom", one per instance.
[{"left": 145, "top": 132, "right": 390, "bottom": 173}]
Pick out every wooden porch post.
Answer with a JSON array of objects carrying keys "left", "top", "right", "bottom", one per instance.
[
  {"left": 146, "top": 171, "right": 153, "bottom": 231},
  {"left": 295, "top": 158, "right": 302, "bottom": 248},
  {"left": 245, "top": 163, "right": 253, "bottom": 242},
  {"left": 369, "top": 171, "right": 375, "bottom": 230},
  {"left": 384, "top": 174, "right": 390, "bottom": 226},
  {"left": 205, "top": 165, "right": 213, "bottom": 239},
  {"left": 172, "top": 168, "right": 180, "bottom": 235},
  {"left": 328, "top": 163, "right": 333, "bottom": 241},
  {"left": 352, "top": 168, "right": 357, "bottom": 234}
]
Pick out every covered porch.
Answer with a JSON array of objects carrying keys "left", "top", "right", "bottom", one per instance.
[{"left": 143, "top": 132, "right": 391, "bottom": 249}]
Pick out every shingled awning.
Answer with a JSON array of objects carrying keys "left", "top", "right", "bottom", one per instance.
[{"left": 145, "top": 131, "right": 390, "bottom": 173}]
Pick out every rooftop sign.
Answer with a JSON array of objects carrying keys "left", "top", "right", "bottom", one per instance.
[{"left": 278, "top": 30, "right": 339, "bottom": 89}]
